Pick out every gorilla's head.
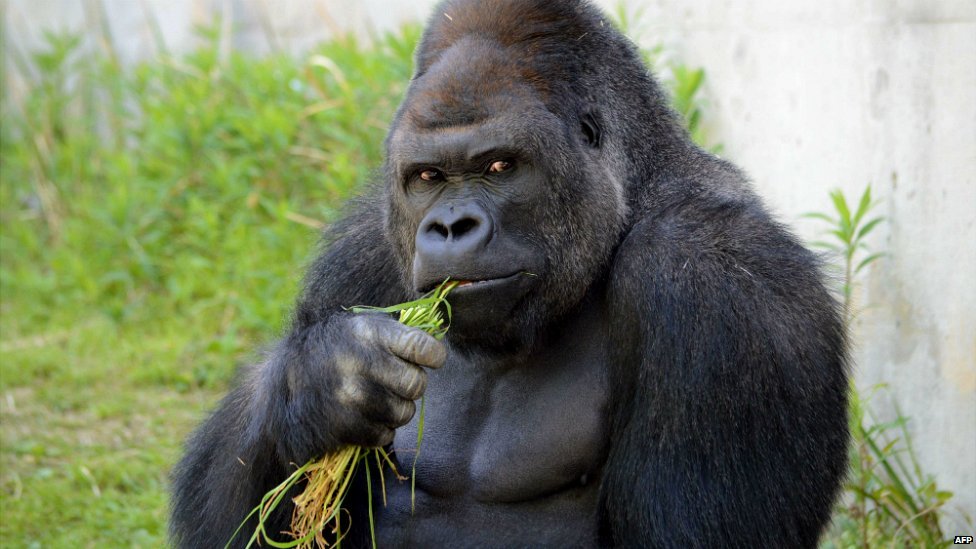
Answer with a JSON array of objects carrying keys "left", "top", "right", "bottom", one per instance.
[{"left": 382, "top": 0, "right": 682, "bottom": 348}]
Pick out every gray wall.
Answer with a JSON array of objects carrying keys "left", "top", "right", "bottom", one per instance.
[
  {"left": 6, "top": 0, "right": 975, "bottom": 529},
  {"left": 636, "top": 0, "right": 976, "bottom": 529}
]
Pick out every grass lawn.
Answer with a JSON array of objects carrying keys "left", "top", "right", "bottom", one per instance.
[
  {"left": 1, "top": 25, "right": 418, "bottom": 546},
  {"left": 1, "top": 331, "right": 218, "bottom": 545}
]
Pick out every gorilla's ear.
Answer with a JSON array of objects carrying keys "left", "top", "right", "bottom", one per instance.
[{"left": 580, "top": 111, "right": 603, "bottom": 149}]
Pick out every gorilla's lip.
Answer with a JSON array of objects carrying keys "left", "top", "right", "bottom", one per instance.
[
  {"left": 416, "top": 272, "right": 525, "bottom": 294},
  {"left": 450, "top": 272, "right": 524, "bottom": 293}
]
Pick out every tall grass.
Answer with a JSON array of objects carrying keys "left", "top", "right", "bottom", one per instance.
[
  {"left": 1, "top": 23, "right": 418, "bottom": 546},
  {"left": 808, "top": 187, "right": 966, "bottom": 547},
  {"left": 2, "top": 24, "right": 420, "bottom": 386}
]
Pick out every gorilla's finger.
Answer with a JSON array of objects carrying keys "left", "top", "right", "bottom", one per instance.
[
  {"left": 386, "top": 397, "right": 416, "bottom": 428},
  {"left": 379, "top": 322, "right": 447, "bottom": 369},
  {"left": 370, "top": 358, "right": 428, "bottom": 401},
  {"left": 360, "top": 390, "right": 416, "bottom": 429}
]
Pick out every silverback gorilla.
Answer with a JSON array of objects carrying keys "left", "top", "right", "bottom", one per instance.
[{"left": 171, "top": 0, "right": 849, "bottom": 547}]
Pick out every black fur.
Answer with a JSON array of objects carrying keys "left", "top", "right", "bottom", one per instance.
[{"left": 171, "top": 0, "right": 849, "bottom": 547}]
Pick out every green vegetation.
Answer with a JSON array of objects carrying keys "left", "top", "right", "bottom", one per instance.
[
  {"left": 1, "top": 24, "right": 418, "bottom": 546},
  {"left": 804, "top": 186, "right": 886, "bottom": 322},
  {"left": 611, "top": 2, "right": 722, "bottom": 154},
  {"left": 808, "top": 187, "right": 963, "bottom": 547},
  {"left": 828, "top": 386, "right": 958, "bottom": 548}
]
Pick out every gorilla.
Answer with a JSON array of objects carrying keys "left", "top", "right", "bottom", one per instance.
[{"left": 171, "top": 0, "right": 849, "bottom": 547}]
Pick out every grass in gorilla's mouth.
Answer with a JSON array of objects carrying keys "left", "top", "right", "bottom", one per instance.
[{"left": 230, "top": 281, "right": 458, "bottom": 549}]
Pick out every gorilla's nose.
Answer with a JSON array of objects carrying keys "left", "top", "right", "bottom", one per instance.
[{"left": 416, "top": 201, "right": 492, "bottom": 262}]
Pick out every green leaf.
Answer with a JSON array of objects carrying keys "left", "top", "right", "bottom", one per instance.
[
  {"left": 830, "top": 189, "right": 852, "bottom": 229},
  {"left": 853, "top": 185, "right": 872, "bottom": 226},
  {"left": 687, "top": 109, "right": 701, "bottom": 133},
  {"left": 865, "top": 434, "right": 923, "bottom": 516},
  {"left": 855, "top": 252, "right": 885, "bottom": 274},
  {"left": 681, "top": 67, "right": 704, "bottom": 96},
  {"left": 830, "top": 228, "right": 851, "bottom": 245},
  {"left": 856, "top": 216, "right": 885, "bottom": 242},
  {"left": 365, "top": 459, "right": 376, "bottom": 549}
]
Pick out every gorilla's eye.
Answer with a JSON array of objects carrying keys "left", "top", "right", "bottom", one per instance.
[
  {"left": 419, "top": 169, "right": 444, "bottom": 182},
  {"left": 488, "top": 160, "right": 513, "bottom": 174}
]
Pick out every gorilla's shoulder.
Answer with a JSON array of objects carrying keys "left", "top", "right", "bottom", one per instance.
[{"left": 610, "top": 166, "right": 821, "bottom": 307}]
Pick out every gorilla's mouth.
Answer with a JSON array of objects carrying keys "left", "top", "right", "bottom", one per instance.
[
  {"left": 421, "top": 270, "right": 538, "bottom": 332},
  {"left": 456, "top": 279, "right": 490, "bottom": 288},
  {"left": 416, "top": 272, "right": 525, "bottom": 294},
  {"left": 452, "top": 272, "right": 523, "bottom": 292}
]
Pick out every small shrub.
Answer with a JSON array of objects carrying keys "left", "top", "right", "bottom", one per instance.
[{"left": 808, "top": 186, "right": 965, "bottom": 547}]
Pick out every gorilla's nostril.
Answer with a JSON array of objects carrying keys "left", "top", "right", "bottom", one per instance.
[
  {"left": 428, "top": 223, "right": 450, "bottom": 239},
  {"left": 451, "top": 218, "right": 479, "bottom": 238}
]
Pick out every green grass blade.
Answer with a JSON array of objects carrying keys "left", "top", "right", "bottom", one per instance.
[
  {"left": 853, "top": 185, "right": 872, "bottom": 226},
  {"left": 412, "top": 394, "right": 426, "bottom": 514},
  {"left": 830, "top": 189, "right": 851, "bottom": 227},
  {"left": 802, "top": 212, "right": 837, "bottom": 224},
  {"left": 365, "top": 455, "right": 377, "bottom": 549},
  {"left": 238, "top": 460, "right": 313, "bottom": 548},
  {"left": 855, "top": 216, "right": 885, "bottom": 242},
  {"left": 854, "top": 252, "right": 885, "bottom": 274}
]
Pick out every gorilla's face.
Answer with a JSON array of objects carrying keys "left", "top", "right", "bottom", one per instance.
[
  {"left": 389, "top": 107, "right": 548, "bottom": 337},
  {"left": 385, "top": 38, "right": 627, "bottom": 347}
]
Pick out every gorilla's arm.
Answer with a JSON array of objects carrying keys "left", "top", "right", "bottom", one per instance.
[
  {"left": 601, "top": 193, "right": 848, "bottom": 548},
  {"left": 170, "top": 198, "right": 409, "bottom": 548}
]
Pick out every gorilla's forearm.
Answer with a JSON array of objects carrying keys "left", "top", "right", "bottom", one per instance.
[
  {"left": 171, "top": 210, "right": 413, "bottom": 548},
  {"left": 169, "top": 364, "right": 291, "bottom": 549},
  {"left": 169, "top": 326, "right": 358, "bottom": 548}
]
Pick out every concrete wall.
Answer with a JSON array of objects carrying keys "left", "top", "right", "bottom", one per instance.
[
  {"left": 633, "top": 1, "right": 976, "bottom": 529},
  {"left": 6, "top": 0, "right": 974, "bottom": 529}
]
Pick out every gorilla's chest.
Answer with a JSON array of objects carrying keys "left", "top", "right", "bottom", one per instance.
[{"left": 390, "top": 310, "right": 611, "bottom": 503}]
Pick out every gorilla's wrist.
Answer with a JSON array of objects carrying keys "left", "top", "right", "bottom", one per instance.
[{"left": 268, "top": 320, "right": 350, "bottom": 464}]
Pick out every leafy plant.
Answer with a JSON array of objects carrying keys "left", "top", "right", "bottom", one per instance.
[
  {"left": 808, "top": 186, "right": 961, "bottom": 547},
  {"left": 826, "top": 387, "right": 956, "bottom": 548},
  {"left": 1, "top": 23, "right": 420, "bottom": 547},
  {"left": 805, "top": 186, "right": 885, "bottom": 322}
]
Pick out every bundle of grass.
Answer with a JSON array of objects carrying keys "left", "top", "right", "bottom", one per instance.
[{"left": 229, "top": 281, "right": 458, "bottom": 549}]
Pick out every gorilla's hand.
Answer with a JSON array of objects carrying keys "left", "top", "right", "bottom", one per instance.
[{"left": 272, "top": 313, "right": 447, "bottom": 464}]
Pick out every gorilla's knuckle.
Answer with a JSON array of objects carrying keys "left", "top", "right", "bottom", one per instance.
[
  {"left": 416, "top": 333, "right": 447, "bottom": 368},
  {"left": 428, "top": 339, "right": 447, "bottom": 368},
  {"left": 408, "top": 332, "right": 435, "bottom": 363},
  {"left": 332, "top": 351, "right": 363, "bottom": 378},
  {"left": 392, "top": 399, "right": 416, "bottom": 427},
  {"left": 395, "top": 329, "right": 420, "bottom": 354},
  {"left": 347, "top": 315, "right": 377, "bottom": 344},
  {"left": 398, "top": 367, "right": 427, "bottom": 400},
  {"left": 403, "top": 330, "right": 445, "bottom": 368},
  {"left": 376, "top": 427, "right": 395, "bottom": 448},
  {"left": 335, "top": 378, "right": 365, "bottom": 408}
]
